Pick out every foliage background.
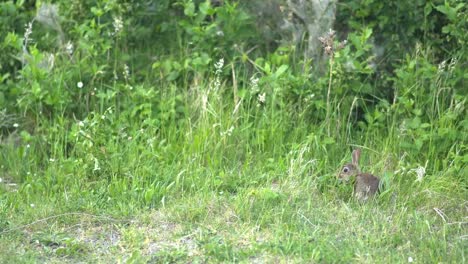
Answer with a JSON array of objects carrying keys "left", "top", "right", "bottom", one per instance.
[{"left": 0, "top": 0, "right": 466, "bottom": 262}]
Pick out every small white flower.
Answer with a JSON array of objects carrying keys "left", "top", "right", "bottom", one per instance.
[
  {"left": 113, "top": 16, "right": 123, "bottom": 35},
  {"left": 93, "top": 157, "right": 100, "bottom": 171},
  {"left": 65, "top": 41, "right": 73, "bottom": 55},
  {"left": 214, "top": 58, "right": 224, "bottom": 75},
  {"left": 408, "top": 256, "right": 413, "bottom": 263},
  {"left": 24, "top": 22, "right": 33, "bottom": 43},
  {"left": 412, "top": 160, "right": 428, "bottom": 182},
  {"left": 77, "top": 81, "right": 83, "bottom": 88},
  {"left": 13, "top": 123, "right": 19, "bottom": 128},
  {"left": 30, "top": 204, "right": 35, "bottom": 208},
  {"left": 123, "top": 64, "right": 130, "bottom": 80},
  {"left": 437, "top": 60, "right": 446, "bottom": 73},
  {"left": 220, "top": 126, "right": 234, "bottom": 137},
  {"left": 448, "top": 58, "right": 457, "bottom": 72},
  {"left": 415, "top": 166, "right": 425, "bottom": 182},
  {"left": 101, "top": 115, "right": 105, "bottom": 120},
  {"left": 216, "top": 30, "right": 224, "bottom": 37},
  {"left": 258, "top": 93, "right": 266, "bottom": 103},
  {"left": 78, "top": 121, "right": 84, "bottom": 126},
  {"left": 49, "top": 158, "right": 55, "bottom": 162},
  {"left": 250, "top": 76, "right": 259, "bottom": 93},
  {"left": 213, "top": 79, "right": 221, "bottom": 91},
  {"left": 26, "top": 144, "right": 31, "bottom": 148}
]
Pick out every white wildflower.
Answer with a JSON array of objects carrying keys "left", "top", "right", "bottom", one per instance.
[
  {"left": 24, "top": 22, "right": 33, "bottom": 44},
  {"left": 250, "top": 76, "right": 259, "bottom": 93},
  {"left": 214, "top": 58, "right": 224, "bottom": 75},
  {"left": 26, "top": 144, "right": 31, "bottom": 148},
  {"left": 412, "top": 160, "right": 428, "bottom": 182},
  {"left": 30, "top": 204, "right": 35, "bottom": 208},
  {"left": 258, "top": 92, "right": 266, "bottom": 103},
  {"left": 211, "top": 58, "right": 224, "bottom": 91},
  {"left": 93, "top": 157, "right": 100, "bottom": 171},
  {"left": 227, "top": 126, "right": 234, "bottom": 136},
  {"left": 78, "top": 121, "right": 84, "bottom": 127},
  {"left": 213, "top": 78, "right": 221, "bottom": 91},
  {"left": 13, "top": 123, "right": 19, "bottom": 128},
  {"left": 123, "top": 64, "right": 130, "bottom": 81},
  {"left": 448, "top": 58, "right": 457, "bottom": 73},
  {"left": 77, "top": 81, "right": 83, "bottom": 88},
  {"left": 113, "top": 16, "right": 123, "bottom": 35},
  {"left": 220, "top": 126, "right": 234, "bottom": 137},
  {"left": 437, "top": 60, "right": 446, "bottom": 73},
  {"left": 408, "top": 257, "right": 413, "bottom": 263},
  {"left": 65, "top": 41, "right": 73, "bottom": 55},
  {"left": 416, "top": 167, "right": 425, "bottom": 181}
]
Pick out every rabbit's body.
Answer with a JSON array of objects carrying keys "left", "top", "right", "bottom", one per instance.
[
  {"left": 354, "top": 173, "right": 380, "bottom": 201},
  {"left": 338, "top": 149, "right": 380, "bottom": 201}
]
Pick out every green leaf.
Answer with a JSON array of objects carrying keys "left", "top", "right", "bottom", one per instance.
[
  {"left": 199, "top": 1, "right": 214, "bottom": 15},
  {"left": 144, "top": 189, "right": 154, "bottom": 203},
  {"left": 407, "top": 117, "right": 421, "bottom": 129},
  {"left": 264, "top": 62, "right": 271, "bottom": 75},
  {"left": 274, "top": 65, "right": 289, "bottom": 78},
  {"left": 435, "top": 4, "right": 457, "bottom": 21},
  {"left": 90, "top": 7, "right": 104, "bottom": 17},
  {"left": 184, "top": 1, "right": 196, "bottom": 17}
]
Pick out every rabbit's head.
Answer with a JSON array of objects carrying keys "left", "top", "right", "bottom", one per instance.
[{"left": 338, "top": 149, "right": 361, "bottom": 182}]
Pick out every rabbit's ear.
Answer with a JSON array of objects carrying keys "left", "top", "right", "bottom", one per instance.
[{"left": 352, "top": 149, "right": 361, "bottom": 165}]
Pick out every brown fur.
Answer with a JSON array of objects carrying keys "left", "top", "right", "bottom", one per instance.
[
  {"left": 354, "top": 173, "right": 380, "bottom": 201},
  {"left": 338, "top": 149, "right": 380, "bottom": 201}
]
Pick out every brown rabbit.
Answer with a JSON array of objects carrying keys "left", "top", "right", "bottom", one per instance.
[{"left": 338, "top": 149, "right": 380, "bottom": 201}]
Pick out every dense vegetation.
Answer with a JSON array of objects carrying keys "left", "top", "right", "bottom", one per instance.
[{"left": 0, "top": 0, "right": 466, "bottom": 262}]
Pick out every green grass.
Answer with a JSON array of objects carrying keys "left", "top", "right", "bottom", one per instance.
[
  {"left": 0, "top": 175, "right": 466, "bottom": 263},
  {"left": 0, "top": 91, "right": 466, "bottom": 262}
]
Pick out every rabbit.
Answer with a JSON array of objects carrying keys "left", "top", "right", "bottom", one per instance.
[{"left": 338, "top": 149, "right": 380, "bottom": 201}]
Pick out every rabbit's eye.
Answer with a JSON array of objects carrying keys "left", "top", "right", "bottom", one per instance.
[{"left": 343, "top": 167, "right": 349, "bottom": 173}]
